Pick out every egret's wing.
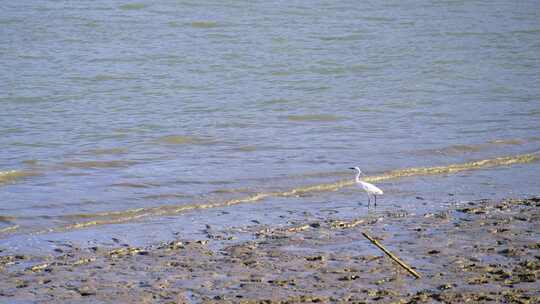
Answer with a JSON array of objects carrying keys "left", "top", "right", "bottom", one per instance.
[{"left": 362, "top": 182, "right": 383, "bottom": 195}]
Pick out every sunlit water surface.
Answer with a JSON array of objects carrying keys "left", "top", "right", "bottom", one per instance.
[{"left": 1, "top": 0, "right": 539, "bottom": 252}]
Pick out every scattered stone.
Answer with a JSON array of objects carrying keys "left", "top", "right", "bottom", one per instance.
[
  {"left": 309, "top": 222, "right": 321, "bottom": 228},
  {"left": 338, "top": 275, "right": 359, "bottom": 281},
  {"left": 306, "top": 256, "right": 325, "bottom": 262},
  {"left": 457, "top": 207, "right": 486, "bottom": 214},
  {"left": 29, "top": 263, "right": 50, "bottom": 272},
  {"left": 15, "top": 280, "right": 28, "bottom": 288},
  {"left": 526, "top": 243, "right": 540, "bottom": 250},
  {"left": 73, "top": 257, "right": 95, "bottom": 266},
  {"left": 78, "top": 288, "right": 96, "bottom": 296},
  {"left": 499, "top": 247, "right": 520, "bottom": 257},
  {"left": 438, "top": 283, "right": 454, "bottom": 290}
]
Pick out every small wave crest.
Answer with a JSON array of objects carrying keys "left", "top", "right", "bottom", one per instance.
[
  {"left": 119, "top": 3, "right": 148, "bottom": 10},
  {"left": 190, "top": 21, "right": 219, "bottom": 29},
  {"left": 415, "top": 138, "right": 525, "bottom": 156},
  {"left": 84, "top": 148, "right": 127, "bottom": 155},
  {"left": 285, "top": 114, "right": 343, "bottom": 122},
  {"left": 0, "top": 170, "right": 37, "bottom": 185},
  {"left": 155, "top": 135, "right": 211, "bottom": 145},
  {"left": 488, "top": 139, "right": 524, "bottom": 145},
  {"left": 61, "top": 160, "right": 137, "bottom": 169},
  {"left": 0, "top": 225, "right": 19, "bottom": 234}
]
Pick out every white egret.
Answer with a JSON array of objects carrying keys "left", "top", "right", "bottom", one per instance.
[{"left": 349, "top": 167, "right": 383, "bottom": 206}]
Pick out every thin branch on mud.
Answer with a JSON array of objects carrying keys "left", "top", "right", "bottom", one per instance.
[{"left": 362, "top": 231, "right": 421, "bottom": 279}]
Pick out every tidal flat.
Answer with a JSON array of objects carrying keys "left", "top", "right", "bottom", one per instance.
[{"left": 0, "top": 197, "right": 538, "bottom": 303}]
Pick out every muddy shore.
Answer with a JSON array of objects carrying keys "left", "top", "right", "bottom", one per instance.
[{"left": 1, "top": 197, "right": 539, "bottom": 303}]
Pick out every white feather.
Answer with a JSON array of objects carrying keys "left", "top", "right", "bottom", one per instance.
[
  {"left": 350, "top": 167, "right": 384, "bottom": 205},
  {"left": 358, "top": 180, "right": 383, "bottom": 195}
]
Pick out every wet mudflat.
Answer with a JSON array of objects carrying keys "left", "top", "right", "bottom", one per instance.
[{"left": 1, "top": 197, "right": 538, "bottom": 303}]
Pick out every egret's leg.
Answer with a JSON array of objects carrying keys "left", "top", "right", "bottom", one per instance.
[
  {"left": 367, "top": 194, "right": 371, "bottom": 207},
  {"left": 374, "top": 195, "right": 377, "bottom": 206}
]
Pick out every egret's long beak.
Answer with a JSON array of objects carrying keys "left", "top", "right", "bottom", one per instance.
[{"left": 348, "top": 167, "right": 355, "bottom": 170}]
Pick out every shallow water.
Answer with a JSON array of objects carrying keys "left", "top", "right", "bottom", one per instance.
[{"left": 1, "top": 1, "right": 540, "bottom": 252}]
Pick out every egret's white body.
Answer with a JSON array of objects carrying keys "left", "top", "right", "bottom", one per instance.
[{"left": 350, "top": 167, "right": 383, "bottom": 206}]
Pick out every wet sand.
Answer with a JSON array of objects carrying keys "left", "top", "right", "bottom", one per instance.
[{"left": 1, "top": 197, "right": 538, "bottom": 303}]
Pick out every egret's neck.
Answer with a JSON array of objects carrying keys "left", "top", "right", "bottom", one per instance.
[{"left": 355, "top": 171, "right": 362, "bottom": 182}]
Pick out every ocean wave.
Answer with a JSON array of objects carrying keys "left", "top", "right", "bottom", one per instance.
[{"left": 32, "top": 152, "right": 537, "bottom": 234}]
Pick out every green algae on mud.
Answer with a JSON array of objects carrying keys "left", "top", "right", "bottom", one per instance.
[{"left": 0, "top": 197, "right": 538, "bottom": 303}]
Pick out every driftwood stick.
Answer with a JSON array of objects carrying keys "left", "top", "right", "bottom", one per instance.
[{"left": 362, "top": 231, "right": 421, "bottom": 279}]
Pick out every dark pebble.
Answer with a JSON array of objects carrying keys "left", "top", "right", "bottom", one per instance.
[{"left": 80, "top": 290, "right": 96, "bottom": 296}]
